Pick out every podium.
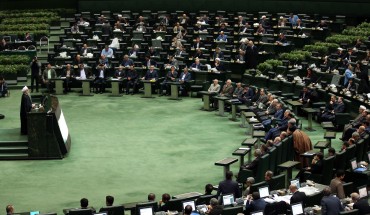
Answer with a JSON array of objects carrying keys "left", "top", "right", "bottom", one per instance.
[
  {"left": 27, "top": 96, "right": 71, "bottom": 159},
  {"left": 199, "top": 91, "right": 216, "bottom": 111}
]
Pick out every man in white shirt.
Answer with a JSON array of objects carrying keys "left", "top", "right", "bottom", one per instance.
[{"left": 94, "top": 64, "right": 107, "bottom": 94}]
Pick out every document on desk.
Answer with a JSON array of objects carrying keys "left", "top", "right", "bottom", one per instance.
[
  {"left": 273, "top": 195, "right": 292, "bottom": 204},
  {"left": 299, "top": 186, "right": 320, "bottom": 196}
]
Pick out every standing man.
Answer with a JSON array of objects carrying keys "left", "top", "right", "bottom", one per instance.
[
  {"left": 0, "top": 76, "right": 8, "bottom": 97},
  {"left": 20, "top": 86, "right": 33, "bottom": 135},
  {"left": 30, "top": 56, "right": 41, "bottom": 93},
  {"left": 217, "top": 171, "right": 241, "bottom": 198},
  {"left": 42, "top": 63, "right": 56, "bottom": 92}
]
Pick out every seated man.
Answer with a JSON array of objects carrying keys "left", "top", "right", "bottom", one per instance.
[
  {"left": 79, "top": 198, "right": 96, "bottom": 213},
  {"left": 213, "top": 47, "right": 224, "bottom": 60},
  {"left": 254, "top": 88, "right": 268, "bottom": 109},
  {"left": 142, "top": 65, "right": 159, "bottom": 93},
  {"left": 211, "top": 58, "right": 225, "bottom": 72},
  {"left": 190, "top": 58, "right": 203, "bottom": 71},
  {"left": 321, "top": 96, "right": 345, "bottom": 122},
  {"left": 232, "top": 82, "right": 243, "bottom": 99},
  {"left": 121, "top": 55, "right": 134, "bottom": 68},
  {"left": 101, "top": 45, "right": 114, "bottom": 58},
  {"left": 178, "top": 67, "right": 191, "bottom": 96},
  {"left": 100, "top": 195, "right": 114, "bottom": 209},
  {"left": 296, "top": 152, "right": 323, "bottom": 182},
  {"left": 240, "top": 149, "right": 262, "bottom": 176},
  {"left": 238, "top": 85, "right": 254, "bottom": 104},
  {"left": 114, "top": 65, "right": 125, "bottom": 93},
  {"left": 207, "top": 198, "right": 223, "bottom": 215},
  {"left": 42, "top": 63, "right": 57, "bottom": 92},
  {"left": 321, "top": 187, "right": 344, "bottom": 215},
  {"left": 245, "top": 192, "right": 267, "bottom": 213},
  {"left": 204, "top": 184, "right": 214, "bottom": 195},
  {"left": 76, "top": 64, "right": 91, "bottom": 80},
  {"left": 276, "top": 33, "right": 287, "bottom": 45},
  {"left": 216, "top": 31, "right": 227, "bottom": 42},
  {"left": 219, "top": 79, "right": 234, "bottom": 98},
  {"left": 125, "top": 66, "right": 138, "bottom": 95},
  {"left": 160, "top": 66, "right": 178, "bottom": 96},
  {"left": 158, "top": 193, "right": 171, "bottom": 212},
  {"left": 61, "top": 64, "right": 74, "bottom": 93},
  {"left": 351, "top": 192, "right": 370, "bottom": 215},
  {"left": 298, "top": 86, "right": 311, "bottom": 108},
  {"left": 0, "top": 76, "right": 8, "bottom": 97},
  {"left": 263, "top": 110, "right": 293, "bottom": 141},
  {"left": 208, "top": 79, "right": 221, "bottom": 94},
  {"left": 289, "top": 184, "right": 307, "bottom": 205},
  {"left": 262, "top": 102, "right": 284, "bottom": 130}
]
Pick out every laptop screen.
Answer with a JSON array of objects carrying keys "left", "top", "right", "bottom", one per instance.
[
  {"left": 259, "top": 186, "right": 269, "bottom": 198},
  {"left": 359, "top": 186, "right": 368, "bottom": 199},
  {"left": 139, "top": 207, "right": 153, "bottom": 215},
  {"left": 251, "top": 211, "right": 264, "bottom": 215},
  {"left": 290, "top": 179, "right": 300, "bottom": 188},
  {"left": 222, "top": 194, "right": 234, "bottom": 206},
  {"left": 30, "top": 211, "right": 39, "bottom": 215},
  {"left": 182, "top": 200, "right": 196, "bottom": 211},
  {"left": 351, "top": 159, "right": 357, "bottom": 170},
  {"left": 291, "top": 203, "right": 304, "bottom": 215}
]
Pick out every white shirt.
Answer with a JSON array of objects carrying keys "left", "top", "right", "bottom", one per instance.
[
  {"left": 47, "top": 69, "right": 51, "bottom": 79},
  {"left": 99, "top": 70, "right": 104, "bottom": 78},
  {"left": 80, "top": 69, "right": 86, "bottom": 79}
]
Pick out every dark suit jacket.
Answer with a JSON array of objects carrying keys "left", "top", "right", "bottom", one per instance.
[
  {"left": 217, "top": 179, "right": 241, "bottom": 198},
  {"left": 213, "top": 51, "right": 224, "bottom": 60},
  {"left": 193, "top": 41, "right": 204, "bottom": 49},
  {"left": 290, "top": 191, "right": 307, "bottom": 205},
  {"left": 245, "top": 198, "right": 267, "bottom": 212},
  {"left": 61, "top": 69, "right": 74, "bottom": 77},
  {"left": 164, "top": 70, "right": 178, "bottom": 82},
  {"left": 353, "top": 199, "right": 370, "bottom": 215},
  {"left": 125, "top": 69, "right": 138, "bottom": 80},
  {"left": 144, "top": 70, "right": 158, "bottom": 80},
  {"left": 208, "top": 205, "right": 223, "bottom": 215},
  {"left": 299, "top": 91, "right": 311, "bottom": 103},
  {"left": 311, "top": 159, "right": 323, "bottom": 174},
  {"left": 144, "top": 59, "right": 157, "bottom": 68},
  {"left": 245, "top": 45, "right": 258, "bottom": 69},
  {"left": 321, "top": 195, "right": 343, "bottom": 215},
  {"left": 179, "top": 72, "right": 191, "bottom": 82},
  {"left": 333, "top": 102, "right": 345, "bottom": 113},
  {"left": 114, "top": 70, "right": 125, "bottom": 78},
  {"left": 191, "top": 63, "right": 202, "bottom": 70}
]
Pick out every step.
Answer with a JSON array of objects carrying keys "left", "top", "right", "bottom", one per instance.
[
  {"left": 0, "top": 146, "right": 29, "bottom": 154},
  {"left": 0, "top": 140, "right": 28, "bottom": 147},
  {"left": 0, "top": 153, "right": 29, "bottom": 160}
]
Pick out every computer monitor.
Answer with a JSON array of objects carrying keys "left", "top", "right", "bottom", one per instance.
[
  {"left": 350, "top": 158, "right": 358, "bottom": 170},
  {"left": 222, "top": 194, "right": 234, "bottom": 206},
  {"left": 291, "top": 202, "right": 304, "bottom": 215},
  {"left": 30, "top": 211, "right": 40, "bottom": 215},
  {"left": 139, "top": 207, "right": 153, "bottom": 215},
  {"left": 290, "top": 179, "right": 301, "bottom": 188},
  {"left": 358, "top": 186, "right": 368, "bottom": 199},
  {"left": 251, "top": 211, "right": 264, "bottom": 215},
  {"left": 258, "top": 186, "right": 270, "bottom": 198},
  {"left": 182, "top": 200, "right": 196, "bottom": 211}
]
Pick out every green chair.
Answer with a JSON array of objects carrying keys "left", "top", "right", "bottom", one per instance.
[
  {"left": 355, "top": 139, "right": 365, "bottom": 163},
  {"left": 238, "top": 154, "right": 270, "bottom": 183},
  {"left": 339, "top": 209, "right": 359, "bottom": 215},
  {"left": 275, "top": 142, "right": 283, "bottom": 166},
  {"left": 346, "top": 145, "right": 356, "bottom": 169},
  {"left": 343, "top": 182, "right": 353, "bottom": 198},
  {"left": 334, "top": 150, "right": 347, "bottom": 171},
  {"left": 304, "top": 156, "right": 335, "bottom": 185},
  {"left": 250, "top": 181, "right": 268, "bottom": 193},
  {"left": 281, "top": 137, "right": 289, "bottom": 163},
  {"left": 305, "top": 191, "right": 323, "bottom": 207}
]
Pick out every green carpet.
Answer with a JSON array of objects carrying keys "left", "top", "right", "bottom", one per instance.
[{"left": 0, "top": 91, "right": 342, "bottom": 214}]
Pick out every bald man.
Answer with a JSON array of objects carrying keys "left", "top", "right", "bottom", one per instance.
[
  {"left": 289, "top": 184, "right": 306, "bottom": 205},
  {"left": 351, "top": 192, "right": 370, "bottom": 214}
]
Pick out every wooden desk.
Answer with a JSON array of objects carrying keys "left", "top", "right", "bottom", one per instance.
[
  {"left": 79, "top": 79, "right": 94, "bottom": 96},
  {"left": 168, "top": 82, "right": 182, "bottom": 100},
  {"left": 240, "top": 111, "right": 256, "bottom": 128},
  {"left": 215, "top": 157, "right": 238, "bottom": 178},
  {"left": 303, "top": 108, "right": 318, "bottom": 131},
  {"left": 213, "top": 96, "right": 230, "bottom": 117},
  {"left": 246, "top": 118, "right": 260, "bottom": 135},
  {"left": 51, "top": 78, "right": 64, "bottom": 95},
  {"left": 278, "top": 161, "right": 301, "bottom": 188},
  {"left": 241, "top": 138, "right": 258, "bottom": 162},
  {"left": 108, "top": 78, "right": 123, "bottom": 97},
  {"left": 232, "top": 147, "right": 251, "bottom": 167},
  {"left": 199, "top": 91, "right": 216, "bottom": 111},
  {"left": 286, "top": 100, "right": 303, "bottom": 115},
  {"left": 141, "top": 80, "right": 155, "bottom": 98}
]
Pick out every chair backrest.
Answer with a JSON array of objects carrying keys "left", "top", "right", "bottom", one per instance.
[
  {"left": 268, "top": 147, "right": 277, "bottom": 173},
  {"left": 221, "top": 206, "right": 243, "bottom": 215},
  {"left": 281, "top": 137, "right": 289, "bottom": 163},
  {"left": 271, "top": 174, "right": 285, "bottom": 190},
  {"left": 99, "top": 205, "right": 125, "bottom": 215},
  {"left": 255, "top": 153, "right": 270, "bottom": 182},
  {"left": 334, "top": 150, "right": 347, "bottom": 171},
  {"left": 339, "top": 209, "right": 359, "bottom": 215},
  {"left": 346, "top": 145, "right": 356, "bottom": 169},
  {"left": 305, "top": 191, "right": 323, "bottom": 207},
  {"left": 250, "top": 181, "right": 267, "bottom": 193},
  {"left": 135, "top": 201, "right": 158, "bottom": 214},
  {"left": 321, "top": 156, "right": 335, "bottom": 185},
  {"left": 264, "top": 201, "right": 287, "bottom": 215},
  {"left": 69, "top": 209, "right": 93, "bottom": 215},
  {"left": 355, "top": 139, "right": 365, "bottom": 162},
  {"left": 195, "top": 194, "right": 217, "bottom": 206},
  {"left": 343, "top": 182, "right": 353, "bottom": 198}
]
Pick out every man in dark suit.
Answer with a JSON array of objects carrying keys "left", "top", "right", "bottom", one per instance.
[
  {"left": 351, "top": 192, "right": 370, "bottom": 215},
  {"left": 216, "top": 171, "right": 241, "bottom": 198},
  {"left": 321, "top": 187, "right": 343, "bottom": 215},
  {"left": 245, "top": 41, "right": 258, "bottom": 69},
  {"left": 80, "top": 44, "right": 92, "bottom": 56},
  {"left": 321, "top": 96, "right": 345, "bottom": 122},
  {"left": 245, "top": 192, "right": 267, "bottom": 213},
  {"left": 160, "top": 66, "right": 178, "bottom": 96},
  {"left": 289, "top": 184, "right": 307, "bottom": 205},
  {"left": 208, "top": 198, "right": 223, "bottom": 215},
  {"left": 213, "top": 47, "right": 224, "bottom": 60},
  {"left": 298, "top": 86, "right": 311, "bottom": 107},
  {"left": 94, "top": 64, "right": 108, "bottom": 94},
  {"left": 193, "top": 37, "right": 204, "bottom": 49},
  {"left": 191, "top": 58, "right": 203, "bottom": 71},
  {"left": 125, "top": 66, "right": 138, "bottom": 95},
  {"left": 121, "top": 55, "right": 134, "bottom": 67},
  {"left": 61, "top": 64, "right": 74, "bottom": 93},
  {"left": 239, "top": 85, "right": 254, "bottom": 104},
  {"left": 240, "top": 149, "right": 262, "bottom": 176},
  {"left": 143, "top": 55, "right": 157, "bottom": 68},
  {"left": 179, "top": 67, "right": 191, "bottom": 96}
]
